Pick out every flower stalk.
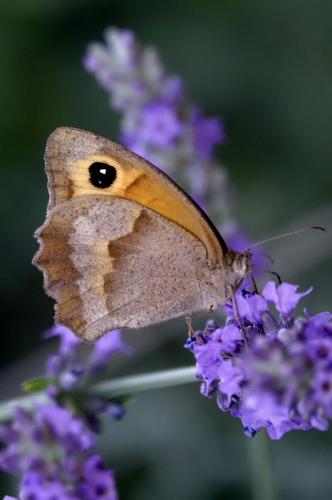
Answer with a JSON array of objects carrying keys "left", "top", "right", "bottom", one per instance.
[
  {"left": 247, "top": 433, "right": 275, "bottom": 500},
  {"left": 0, "top": 366, "right": 197, "bottom": 423}
]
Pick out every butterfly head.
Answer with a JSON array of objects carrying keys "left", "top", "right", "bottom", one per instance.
[
  {"left": 224, "top": 250, "right": 253, "bottom": 293},
  {"left": 228, "top": 250, "right": 252, "bottom": 281},
  {"left": 201, "top": 250, "right": 252, "bottom": 312}
]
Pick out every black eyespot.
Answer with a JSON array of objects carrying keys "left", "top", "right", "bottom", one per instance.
[{"left": 89, "top": 162, "right": 117, "bottom": 189}]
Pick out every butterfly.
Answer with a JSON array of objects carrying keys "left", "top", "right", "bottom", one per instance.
[{"left": 33, "top": 127, "right": 252, "bottom": 341}]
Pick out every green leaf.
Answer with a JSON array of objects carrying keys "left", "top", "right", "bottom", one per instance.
[{"left": 22, "top": 376, "right": 56, "bottom": 393}]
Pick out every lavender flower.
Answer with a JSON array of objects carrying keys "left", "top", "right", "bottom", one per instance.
[
  {"left": 45, "top": 325, "right": 128, "bottom": 385},
  {"left": 0, "top": 327, "right": 131, "bottom": 498},
  {"left": 44, "top": 324, "right": 83, "bottom": 389},
  {"left": 0, "top": 405, "right": 93, "bottom": 476},
  {"left": 38, "top": 325, "right": 132, "bottom": 436},
  {"left": 186, "top": 281, "right": 332, "bottom": 439},
  {"left": 0, "top": 405, "right": 118, "bottom": 499}
]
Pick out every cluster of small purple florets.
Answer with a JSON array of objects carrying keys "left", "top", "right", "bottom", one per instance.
[
  {"left": 186, "top": 281, "right": 332, "bottom": 439},
  {"left": 0, "top": 328, "right": 130, "bottom": 499},
  {"left": 1, "top": 406, "right": 117, "bottom": 500},
  {"left": 45, "top": 326, "right": 132, "bottom": 430}
]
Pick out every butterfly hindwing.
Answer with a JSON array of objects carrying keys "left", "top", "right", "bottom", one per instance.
[{"left": 34, "top": 196, "right": 213, "bottom": 340}]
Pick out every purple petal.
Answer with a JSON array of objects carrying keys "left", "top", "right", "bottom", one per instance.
[
  {"left": 79, "top": 454, "right": 118, "bottom": 500},
  {"left": 136, "top": 100, "right": 183, "bottom": 147},
  {"left": 217, "top": 359, "right": 244, "bottom": 406},
  {"left": 89, "top": 330, "right": 132, "bottom": 370},
  {"left": 20, "top": 471, "right": 75, "bottom": 500},
  {"left": 44, "top": 324, "right": 80, "bottom": 359},
  {"left": 192, "top": 109, "right": 225, "bottom": 160},
  {"left": 193, "top": 341, "right": 221, "bottom": 383},
  {"left": 211, "top": 325, "right": 242, "bottom": 353},
  {"left": 307, "top": 312, "right": 332, "bottom": 333},
  {"left": 262, "top": 281, "right": 312, "bottom": 315}
]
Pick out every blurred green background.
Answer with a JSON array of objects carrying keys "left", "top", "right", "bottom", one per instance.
[{"left": 1, "top": 0, "right": 332, "bottom": 498}]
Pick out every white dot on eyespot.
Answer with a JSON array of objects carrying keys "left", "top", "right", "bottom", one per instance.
[{"left": 100, "top": 169, "right": 107, "bottom": 175}]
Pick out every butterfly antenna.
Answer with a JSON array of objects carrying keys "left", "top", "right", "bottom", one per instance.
[
  {"left": 268, "top": 270, "right": 282, "bottom": 285},
  {"left": 248, "top": 225, "right": 326, "bottom": 250}
]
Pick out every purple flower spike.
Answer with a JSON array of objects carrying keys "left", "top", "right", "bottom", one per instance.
[
  {"left": 44, "top": 326, "right": 132, "bottom": 387},
  {"left": 262, "top": 281, "right": 313, "bottom": 316},
  {"left": 187, "top": 280, "right": 332, "bottom": 439},
  {"left": 41, "top": 323, "right": 132, "bottom": 438},
  {"left": 0, "top": 404, "right": 96, "bottom": 477},
  {"left": 0, "top": 404, "right": 118, "bottom": 499}
]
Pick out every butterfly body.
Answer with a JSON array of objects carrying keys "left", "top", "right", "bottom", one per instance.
[{"left": 33, "top": 128, "right": 251, "bottom": 341}]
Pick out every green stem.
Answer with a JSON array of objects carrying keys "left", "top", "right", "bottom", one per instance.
[
  {"left": 247, "top": 432, "right": 275, "bottom": 500},
  {"left": 0, "top": 366, "right": 197, "bottom": 422}
]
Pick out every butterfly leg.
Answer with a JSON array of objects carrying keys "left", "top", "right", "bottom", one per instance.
[
  {"left": 185, "top": 316, "right": 195, "bottom": 337},
  {"left": 250, "top": 275, "right": 259, "bottom": 294},
  {"left": 231, "top": 290, "right": 248, "bottom": 343}
]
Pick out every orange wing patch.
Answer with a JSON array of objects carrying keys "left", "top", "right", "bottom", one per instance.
[{"left": 44, "top": 127, "right": 226, "bottom": 266}]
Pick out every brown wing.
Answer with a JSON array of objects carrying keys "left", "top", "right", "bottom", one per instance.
[
  {"left": 44, "top": 127, "right": 227, "bottom": 266},
  {"left": 33, "top": 196, "right": 217, "bottom": 341}
]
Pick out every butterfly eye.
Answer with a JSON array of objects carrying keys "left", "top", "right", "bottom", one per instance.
[{"left": 89, "top": 162, "right": 117, "bottom": 189}]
